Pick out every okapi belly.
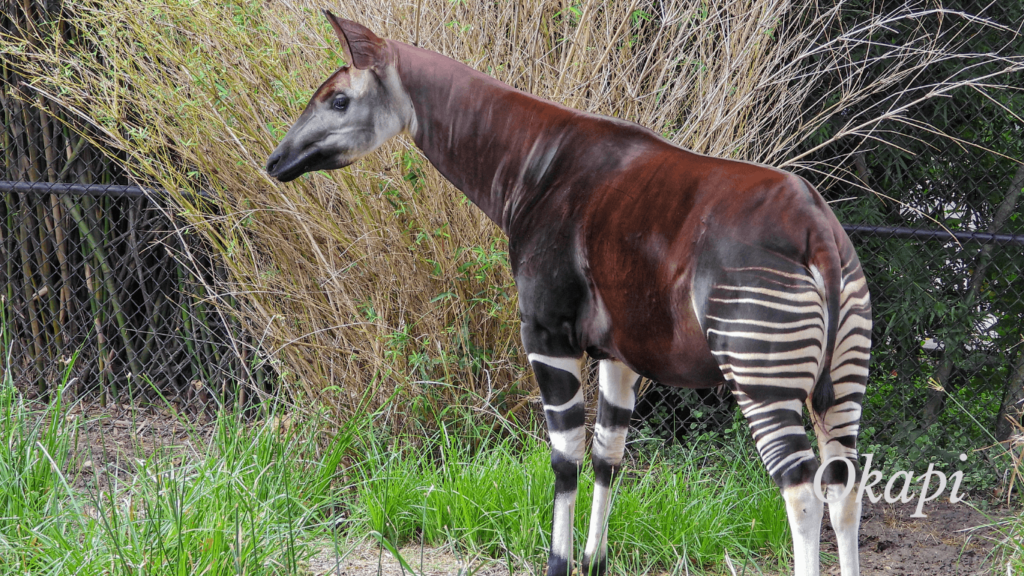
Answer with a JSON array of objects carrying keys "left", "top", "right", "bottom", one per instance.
[{"left": 581, "top": 288, "right": 725, "bottom": 389}]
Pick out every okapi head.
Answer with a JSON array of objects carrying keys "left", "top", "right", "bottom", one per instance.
[{"left": 265, "top": 11, "right": 415, "bottom": 182}]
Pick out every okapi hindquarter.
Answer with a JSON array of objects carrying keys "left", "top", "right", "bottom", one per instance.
[{"left": 266, "top": 12, "right": 871, "bottom": 576}]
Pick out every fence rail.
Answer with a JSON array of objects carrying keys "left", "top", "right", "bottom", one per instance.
[
  {"left": 843, "top": 224, "right": 1024, "bottom": 246},
  {"left": 0, "top": 180, "right": 213, "bottom": 200}
]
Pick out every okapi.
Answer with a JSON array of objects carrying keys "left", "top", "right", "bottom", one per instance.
[{"left": 266, "top": 12, "right": 871, "bottom": 576}]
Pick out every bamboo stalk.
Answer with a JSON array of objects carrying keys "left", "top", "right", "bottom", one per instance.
[
  {"left": 5, "top": 75, "right": 28, "bottom": 367},
  {"left": 19, "top": 93, "right": 41, "bottom": 183},
  {"left": 17, "top": 194, "right": 45, "bottom": 395},
  {"left": 61, "top": 193, "right": 142, "bottom": 387},
  {"left": 50, "top": 194, "right": 71, "bottom": 326},
  {"left": 36, "top": 99, "right": 64, "bottom": 352},
  {"left": 18, "top": 0, "right": 38, "bottom": 38},
  {"left": 54, "top": 136, "right": 89, "bottom": 183},
  {"left": 36, "top": 193, "right": 62, "bottom": 354},
  {"left": 48, "top": 117, "right": 78, "bottom": 338},
  {"left": 2, "top": 81, "right": 16, "bottom": 315},
  {"left": 177, "top": 264, "right": 207, "bottom": 405},
  {"left": 1, "top": 61, "right": 12, "bottom": 181},
  {"left": 83, "top": 255, "right": 107, "bottom": 404},
  {"left": 2, "top": 196, "right": 11, "bottom": 303},
  {"left": 95, "top": 194, "right": 118, "bottom": 402},
  {"left": 136, "top": 208, "right": 168, "bottom": 369},
  {"left": 17, "top": 90, "right": 54, "bottom": 393},
  {"left": 194, "top": 284, "right": 217, "bottom": 379}
]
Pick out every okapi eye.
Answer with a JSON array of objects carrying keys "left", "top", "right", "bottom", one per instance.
[{"left": 333, "top": 94, "right": 350, "bottom": 112}]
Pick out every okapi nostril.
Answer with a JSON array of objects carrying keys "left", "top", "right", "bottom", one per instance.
[{"left": 266, "top": 154, "right": 281, "bottom": 174}]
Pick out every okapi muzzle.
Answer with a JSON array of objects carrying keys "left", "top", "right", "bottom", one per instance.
[
  {"left": 267, "top": 10, "right": 871, "bottom": 576},
  {"left": 265, "top": 100, "right": 354, "bottom": 182}
]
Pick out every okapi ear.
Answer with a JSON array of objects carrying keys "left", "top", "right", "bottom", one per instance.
[{"left": 323, "top": 10, "right": 388, "bottom": 71}]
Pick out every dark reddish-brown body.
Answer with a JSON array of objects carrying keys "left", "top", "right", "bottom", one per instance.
[{"left": 393, "top": 41, "right": 846, "bottom": 389}]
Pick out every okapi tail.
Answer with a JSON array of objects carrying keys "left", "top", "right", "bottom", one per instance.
[{"left": 809, "top": 223, "right": 844, "bottom": 416}]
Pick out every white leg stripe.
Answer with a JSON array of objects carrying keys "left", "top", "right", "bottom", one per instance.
[
  {"left": 831, "top": 363, "right": 870, "bottom": 383},
  {"left": 593, "top": 424, "right": 628, "bottom": 461},
  {"left": 598, "top": 360, "right": 638, "bottom": 409},
  {"left": 720, "top": 361, "right": 820, "bottom": 375},
  {"left": 824, "top": 400, "right": 862, "bottom": 415},
  {"left": 737, "top": 399, "right": 803, "bottom": 419},
  {"left": 834, "top": 339, "right": 871, "bottom": 363},
  {"left": 528, "top": 354, "right": 581, "bottom": 378},
  {"left": 723, "top": 371, "right": 815, "bottom": 389},
  {"left": 783, "top": 484, "right": 824, "bottom": 576},
  {"left": 549, "top": 426, "right": 586, "bottom": 461},
  {"left": 551, "top": 490, "right": 577, "bottom": 560},
  {"left": 839, "top": 295, "right": 871, "bottom": 319},
  {"left": 832, "top": 382, "right": 867, "bottom": 397},
  {"left": 754, "top": 425, "right": 808, "bottom": 448},
  {"left": 834, "top": 341, "right": 871, "bottom": 366},
  {"left": 584, "top": 483, "right": 611, "bottom": 561},
  {"left": 724, "top": 266, "right": 817, "bottom": 285},
  {"left": 840, "top": 275, "right": 866, "bottom": 294},
  {"left": 767, "top": 449, "right": 815, "bottom": 477}
]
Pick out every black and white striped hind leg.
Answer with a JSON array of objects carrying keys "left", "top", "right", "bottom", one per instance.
[
  {"left": 529, "top": 352, "right": 585, "bottom": 576},
  {"left": 582, "top": 360, "right": 640, "bottom": 576},
  {"left": 703, "top": 264, "right": 831, "bottom": 576},
  {"left": 809, "top": 260, "right": 871, "bottom": 576}
]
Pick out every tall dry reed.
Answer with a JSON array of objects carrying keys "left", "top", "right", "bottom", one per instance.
[{"left": 4, "top": 0, "right": 1019, "bottom": 423}]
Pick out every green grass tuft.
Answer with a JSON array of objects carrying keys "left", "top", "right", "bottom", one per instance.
[
  {"left": 344, "top": 422, "right": 789, "bottom": 574},
  {"left": 0, "top": 381, "right": 788, "bottom": 575}
]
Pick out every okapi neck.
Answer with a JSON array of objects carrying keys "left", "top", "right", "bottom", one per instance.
[{"left": 391, "top": 40, "right": 582, "bottom": 235}]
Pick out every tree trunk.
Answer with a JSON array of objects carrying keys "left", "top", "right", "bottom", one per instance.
[
  {"left": 922, "top": 162, "right": 1024, "bottom": 423},
  {"left": 996, "top": 346, "right": 1024, "bottom": 442}
]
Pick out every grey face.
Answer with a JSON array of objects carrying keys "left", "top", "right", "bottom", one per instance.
[{"left": 266, "top": 64, "right": 411, "bottom": 182}]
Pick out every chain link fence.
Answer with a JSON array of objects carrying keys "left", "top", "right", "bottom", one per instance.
[
  {"left": 0, "top": 182, "right": 271, "bottom": 415},
  {"left": 1, "top": 48, "right": 272, "bottom": 414}
]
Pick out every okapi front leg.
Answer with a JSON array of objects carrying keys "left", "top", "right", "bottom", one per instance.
[
  {"left": 583, "top": 360, "right": 640, "bottom": 576},
  {"left": 529, "top": 353, "right": 585, "bottom": 576}
]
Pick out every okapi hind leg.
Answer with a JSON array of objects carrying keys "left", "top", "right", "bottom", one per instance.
[
  {"left": 810, "top": 258, "right": 871, "bottom": 576},
  {"left": 528, "top": 353, "right": 585, "bottom": 576},
  {"left": 735, "top": 389, "right": 823, "bottom": 576},
  {"left": 703, "top": 263, "right": 833, "bottom": 576},
  {"left": 809, "top": 404, "right": 862, "bottom": 576},
  {"left": 582, "top": 360, "right": 640, "bottom": 576}
]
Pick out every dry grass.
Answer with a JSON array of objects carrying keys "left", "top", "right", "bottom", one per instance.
[{"left": 4, "top": 0, "right": 1020, "bottom": 423}]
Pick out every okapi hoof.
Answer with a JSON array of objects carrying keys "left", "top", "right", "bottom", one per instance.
[
  {"left": 545, "top": 557, "right": 574, "bottom": 576},
  {"left": 581, "top": 557, "right": 607, "bottom": 576}
]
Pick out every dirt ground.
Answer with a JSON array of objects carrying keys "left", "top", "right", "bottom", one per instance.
[
  {"left": 305, "top": 498, "right": 1006, "bottom": 576},
  {"left": 58, "top": 400, "right": 215, "bottom": 490},
  {"left": 52, "top": 401, "right": 1012, "bottom": 575},
  {"left": 821, "top": 499, "right": 1004, "bottom": 576}
]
